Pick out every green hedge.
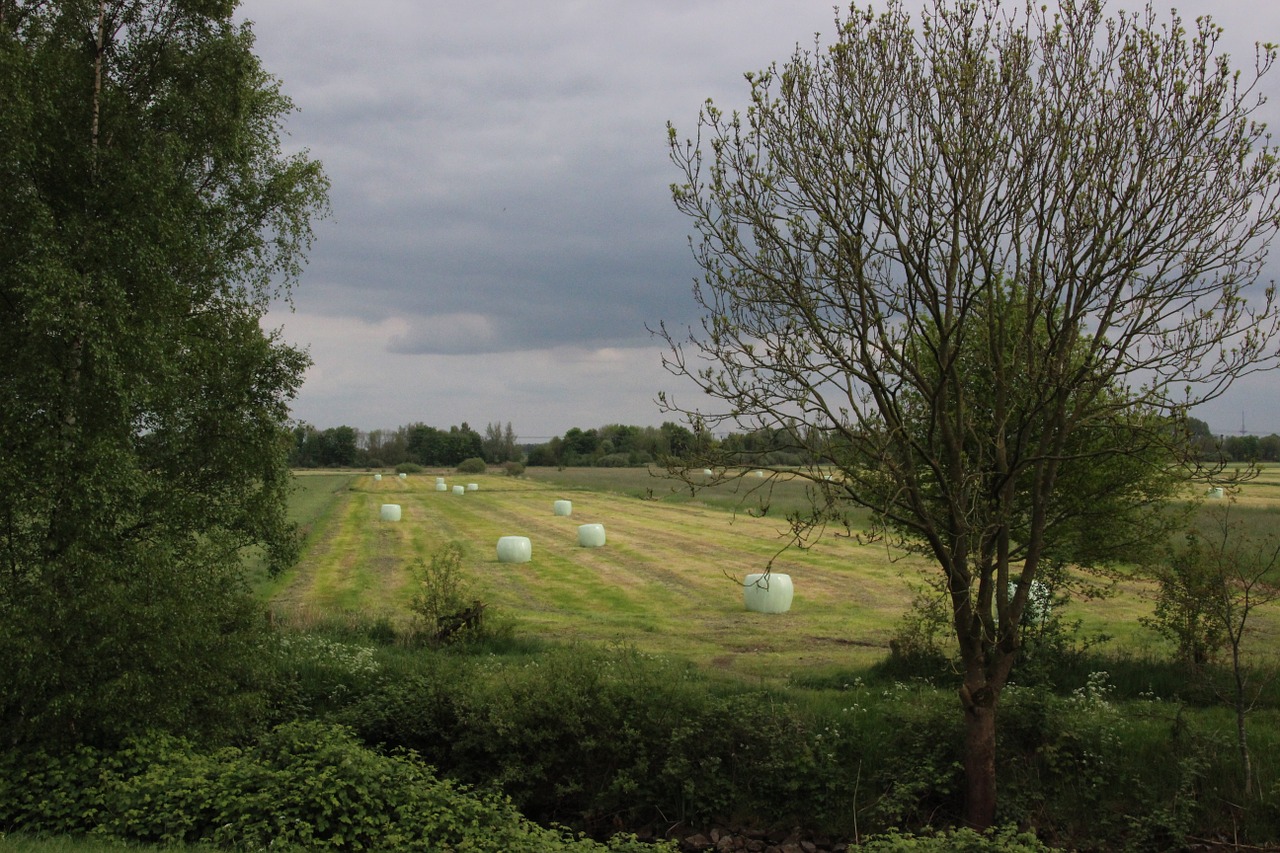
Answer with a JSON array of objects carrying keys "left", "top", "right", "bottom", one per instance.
[{"left": 0, "top": 721, "right": 668, "bottom": 852}]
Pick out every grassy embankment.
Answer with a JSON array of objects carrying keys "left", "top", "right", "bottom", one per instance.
[{"left": 267, "top": 464, "right": 1280, "bottom": 682}]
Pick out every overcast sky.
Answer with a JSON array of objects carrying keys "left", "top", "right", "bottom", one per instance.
[{"left": 238, "top": 1, "right": 1280, "bottom": 442}]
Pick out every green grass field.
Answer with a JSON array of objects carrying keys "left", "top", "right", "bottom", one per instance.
[{"left": 268, "top": 464, "right": 1280, "bottom": 682}]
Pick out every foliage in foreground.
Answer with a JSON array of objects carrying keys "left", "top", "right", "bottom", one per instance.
[
  {"left": 0, "top": 721, "right": 666, "bottom": 853},
  {"left": 267, "top": 634, "right": 1280, "bottom": 849},
  {"left": 859, "top": 825, "right": 1053, "bottom": 852},
  {"left": 4, "top": 628, "right": 1280, "bottom": 850}
]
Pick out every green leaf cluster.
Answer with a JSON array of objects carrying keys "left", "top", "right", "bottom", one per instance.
[{"left": 0, "top": 721, "right": 670, "bottom": 852}]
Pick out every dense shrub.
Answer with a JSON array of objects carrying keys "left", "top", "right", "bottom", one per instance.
[
  {"left": 0, "top": 722, "right": 669, "bottom": 852},
  {"left": 594, "top": 453, "right": 634, "bottom": 467},
  {"left": 407, "top": 542, "right": 492, "bottom": 646},
  {"left": 341, "top": 644, "right": 846, "bottom": 832},
  {"left": 181, "top": 626, "right": 1280, "bottom": 848},
  {"left": 456, "top": 457, "right": 487, "bottom": 474},
  {"left": 394, "top": 462, "right": 424, "bottom": 474}
]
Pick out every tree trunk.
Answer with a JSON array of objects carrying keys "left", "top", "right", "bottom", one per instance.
[{"left": 960, "top": 680, "right": 998, "bottom": 831}]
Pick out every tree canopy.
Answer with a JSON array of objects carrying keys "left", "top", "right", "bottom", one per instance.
[
  {"left": 659, "top": 0, "right": 1280, "bottom": 828},
  {"left": 0, "top": 0, "right": 328, "bottom": 746}
]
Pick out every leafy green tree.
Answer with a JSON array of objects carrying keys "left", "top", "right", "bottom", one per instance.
[
  {"left": 406, "top": 423, "right": 445, "bottom": 465},
  {"left": 562, "top": 427, "right": 600, "bottom": 464},
  {"left": 321, "top": 425, "right": 360, "bottom": 467},
  {"left": 446, "top": 422, "right": 484, "bottom": 465},
  {"left": 526, "top": 436, "right": 564, "bottom": 467},
  {"left": 1185, "top": 417, "right": 1223, "bottom": 462},
  {"left": 290, "top": 422, "right": 322, "bottom": 467},
  {"left": 406, "top": 422, "right": 484, "bottom": 466},
  {"left": 659, "top": 0, "right": 1279, "bottom": 828},
  {"left": 1223, "top": 434, "right": 1261, "bottom": 462},
  {"left": 482, "top": 420, "right": 519, "bottom": 464},
  {"left": 0, "top": 0, "right": 328, "bottom": 746}
]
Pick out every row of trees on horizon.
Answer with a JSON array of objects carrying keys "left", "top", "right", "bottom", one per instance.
[
  {"left": 288, "top": 420, "right": 702, "bottom": 469},
  {"left": 289, "top": 416, "right": 1280, "bottom": 470}
]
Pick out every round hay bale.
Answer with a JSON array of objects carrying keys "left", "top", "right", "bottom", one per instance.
[
  {"left": 1009, "top": 579, "right": 1054, "bottom": 623},
  {"left": 743, "top": 572, "right": 793, "bottom": 613},
  {"left": 578, "top": 523, "right": 606, "bottom": 548},
  {"left": 379, "top": 504, "right": 402, "bottom": 522},
  {"left": 497, "top": 536, "right": 532, "bottom": 563},
  {"left": 435, "top": 482, "right": 448, "bottom": 492},
  {"left": 398, "top": 472, "right": 407, "bottom": 480},
  {"left": 452, "top": 485, "right": 465, "bottom": 495},
  {"left": 373, "top": 473, "right": 382, "bottom": 482},
  {"left": 553, "top": 500, "right": 573, "bottom": 516},
  {"left": 466, "top": 483, "right": 479, "bottom": 491}
]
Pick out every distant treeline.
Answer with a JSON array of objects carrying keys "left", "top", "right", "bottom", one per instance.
[
  {"left": 288, "top": 415, "right": 1279, "bottom": 469},
  {"left": 288, "top": 421, "right": 701, "bottom": 469},
  {"left": 289, "top": 422, "right": 505, "bottom": 469},
  {"left": 1186, "top": 417, "right": 1280, "bottom": 463}
]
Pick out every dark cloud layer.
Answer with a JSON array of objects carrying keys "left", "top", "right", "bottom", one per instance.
[{"left": 242, "top": 1, "right": 1280, "bottom": 437}]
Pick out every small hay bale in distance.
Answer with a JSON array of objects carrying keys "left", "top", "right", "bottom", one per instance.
[
  {"left": 743, "top": 572, "right": 793, "bottom": 613},
  {"left": 379, "top": 504, "right": 402, "bottom": 522},
  {"left": 452, "top": 485, "right": 465, "bottom": 495},
  {"left": 553, "top": 500, "right": 572, "bottom": 516},
  {"left": 497, "top": 536, "right": 532, "bottom": 563}
]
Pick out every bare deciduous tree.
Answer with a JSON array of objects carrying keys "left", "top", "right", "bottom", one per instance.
[{"left": 658, "top": 0, "right": 1280, "bottom": 828}]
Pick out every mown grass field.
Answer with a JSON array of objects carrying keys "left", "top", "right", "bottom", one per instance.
[{"left": 270, "top": 464, "right": 1280, "bottom": 683}]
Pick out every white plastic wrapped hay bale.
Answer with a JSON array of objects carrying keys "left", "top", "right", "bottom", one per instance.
[
  {"left": 496, "top": 536, "right": 532, "bottom": 563},
  {"left": 435, "top": 482, "right": 448, "bottom": 492},
  {"left": 703, "top": 468, "right": 714, "bottom": 477},
  {"left": 436, "top": 477, "right": 446, "bottom": 485},
  {"left": 577, "top": 523, "right": 606, "bottom": 547},
  {"left": 553, "top": 500, "right": 572, "bottom": 517},
  {"left": 379, "top": 504, "right": 402, "bottom": 522},
  {"left": 398, "top": 472, "right": 407, "bottom": 480},
  {"left": 466, "top": 483, "right": 479, "bottom": 491},
  {"left": 1208, "top": 486, "right": 1225, "bottom": 499},
  {"left": 1009, "top": 579, "right": 1053, "bottom": 623},
  {"left": 743, "top": 572, "right": 793, "bottom": 613},
  {"left": 452, "top": 485, "right": 465, "bottom": 495}
]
